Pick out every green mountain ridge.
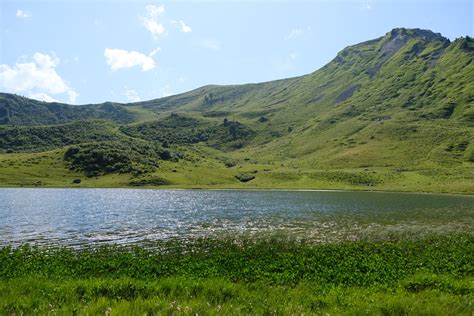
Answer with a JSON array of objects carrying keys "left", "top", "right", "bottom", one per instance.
[{"left": 1, "top": 28, "right": 473, "bottom": 193}]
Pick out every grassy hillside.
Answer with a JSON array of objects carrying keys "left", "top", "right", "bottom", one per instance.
[
  {"left": 0, "top": 93, "right": 136, "bottom": 125},
  {"left": 0, "top": 28, "right": 473, "bottom": 193}
]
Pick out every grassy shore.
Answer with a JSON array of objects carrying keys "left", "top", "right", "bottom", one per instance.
[{"left": 1, "top": 234, "right": 473, "bottom": 315}]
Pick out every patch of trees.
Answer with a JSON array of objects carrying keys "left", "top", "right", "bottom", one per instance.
[
  {"left": 203, "top": 93, "right": 224, "bottom": 106},
  {"left": 0, "top": 121, "right": 119, "bottom": 153},
  {"left": 120, "top": 114, "right": 211, "bottom": 145},
  {"left": 64, "top": 140, "right": 175, "bottom": 177},
  {"left": 235, "top": 173, "right": 255, "bottom": 182},
  {"left": 0, "top": 106, "right": 10, "bottom": 124},
  {"left": 121, "top": 114, "right": 255, "bottom": 151},
  {"left": 0, "top": 93, "right": 135, "bottom": 126},
  {"left": 446, "top": 141, "right": 471, "bottom": 160},
  {"left": 458, "top": 36, "right": 473, "bottom": 52},
  {"left": 309, "top": 171, "right": 382, "bottom": 186},
  {"left": 128, "top": 177, "right": 172, "bottom": 186},
  {"left": 445, "top": 141, "right": 469, "bottom": 152},
  {"left": 206, "top": 119, "right": 255, "bottom": 150}
]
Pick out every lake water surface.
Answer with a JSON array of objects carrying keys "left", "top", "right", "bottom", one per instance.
[{"left": 0, "top": 188, "right": 473, "bottom": 246}]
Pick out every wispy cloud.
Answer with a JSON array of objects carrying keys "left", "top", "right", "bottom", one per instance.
[
  {"left": 145, "top": 4, "right": 165, "bottom": 17},
  {"left": 16, "top": 9, "right": 31, "bottom": 18},
  {"left": 142, "top": 4, "right": 166, "bottom": 39},
  {"left": 141, "top": 4, "right": 193, "bottom": 39},
  {"left": 142, "top": 19, "right": 165, "bottom": 38},
  {"left": 171, "top": 20, "right": 192, "bottom": 33},
  {"left": 360, "top": 0, "right": 374, "bottom": 10},
  {"left": 0, "top": 52, "right": 78, "bottom": 103},
  {"left": 285, "top": 28, "right": 303, "bottom": 40},
  {"left": 124, "top": 89, "right": 141, "bottom": 102},
  {"left": 104, "top": 48, "right": 155, "bottom": 71},
  {"left": 285, "top": 26, "right": 311, "bottom": 40},
  {"left": 149, "top": 47, "right": 162, "bottom": 57},
  {"left": 201, "top": 38, "right": 221, "bottom": 51}
]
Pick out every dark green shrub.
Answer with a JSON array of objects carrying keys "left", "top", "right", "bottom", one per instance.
[
  {"left": 64, "top": 141, "right": 166, "bottom": 177},
  {"left": 235, "top": 173, "right": 255, "bottom": 182}
]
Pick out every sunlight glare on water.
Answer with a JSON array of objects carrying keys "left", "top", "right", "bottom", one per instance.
[{"left": 0, "top": 188, "right": 473, "bottom": 246}]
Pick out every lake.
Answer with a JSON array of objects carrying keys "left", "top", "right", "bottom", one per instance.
[{"left": 0, "top": 188, "right": 473, "bottom": 246}]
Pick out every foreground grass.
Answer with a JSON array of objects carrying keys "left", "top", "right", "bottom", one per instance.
[
  {"left": 2, "top": 276, "right": 472, "bottom": 315},
  {"left": 1, "top": 234, "right": 473, "bottom": 314}
]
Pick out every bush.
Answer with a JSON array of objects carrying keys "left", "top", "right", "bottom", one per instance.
[
  {"left": 128, "top": 177, "right": 172, "bottom": 186},
  {"left": 235, "top": 173, "right": 255, "bottom": 182},
  {"left": 64, "top": 141, "right": 167, "bottom": 177},
  {"left": 120, "top": 114, "right": 255, "bottom": 151},
  {"left": 0, "top": 120, "right": 119, "bottom": 153}
]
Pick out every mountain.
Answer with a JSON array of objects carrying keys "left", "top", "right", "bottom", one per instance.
[{"left": 1, "top": 28, "right": 473, "bottom": 193}]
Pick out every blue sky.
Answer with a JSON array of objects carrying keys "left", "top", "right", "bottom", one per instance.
[{"left": 0, "top": 0, "right": 472, "bottom": 104}]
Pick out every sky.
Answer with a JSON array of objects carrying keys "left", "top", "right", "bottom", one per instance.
[{"left": 0, "top": 0, "right": 473, "bottom": 104}]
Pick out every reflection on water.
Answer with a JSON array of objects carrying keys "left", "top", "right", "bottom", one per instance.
[{"left": 0, "top": 188, "right": 473, "bottom": 246}]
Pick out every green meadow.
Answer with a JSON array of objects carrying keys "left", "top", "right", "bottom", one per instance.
[{"left": 1, "top": 234, "right": 473, "bottom": 315}]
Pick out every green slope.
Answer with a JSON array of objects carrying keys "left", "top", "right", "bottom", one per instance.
[
  {"left": 0, "top": 28, "right": 473, "bottom": 193},
  {"left": 0, "top": 93, "right": 135, "bottom": 125}
]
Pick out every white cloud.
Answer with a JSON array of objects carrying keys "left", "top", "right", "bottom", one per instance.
[
  {"left": 16, "top": 9, "right": 31, "bottom": 18},
  {"left": 285, "top": 26, "right": 311, "bottom": 40},
  {"left": 145, "top": 4, "right": 165, "bottom": 17},
  {"left": 171, "top": 20, "right": 191, "bottom": 33},
  {"left": 142, "top": 4, "right": 166, "bottom": 39},
  {"left": 179, "top": 21, "right": 192, "bottom": 33},
  {"left": 141, "top": 4, "right": 192, "bottom": 39},
  {"left": 33, "top": 52, "right": 59, "bottom": 68},
  {"left": 67, "top": 90, "right": 79, "bottom": 103},
  {"left": 149, "top": 47, "right": 162, "bottom": 57},
  {"left": 0, "top": 52, "right": 78, "bottom": 103},
  {"left": 201, "top": 38, "right": 221, "bottom": 51},
  {"left": 285, "top": 28, "right": 303, "bottom": 40},
  {"left": 104, "top": 48, "right": 155, "bottom": 71},
  {"left": 142, "top": 19, "right": 165, "bottom": 38},
  {"left": 124, "top": 89, "right": 141, "bottom": 102}
]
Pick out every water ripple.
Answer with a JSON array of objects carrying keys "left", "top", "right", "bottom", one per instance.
[{"left": 0, "top": 188, "right": 472, "bottom": 246}]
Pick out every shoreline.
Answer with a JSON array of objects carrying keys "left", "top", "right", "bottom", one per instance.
[{"left": 0, "top": 184, "right": 473, "bottom": 197}]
